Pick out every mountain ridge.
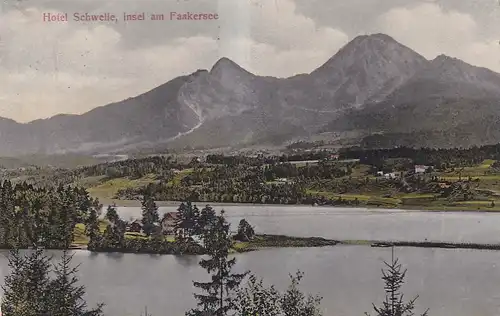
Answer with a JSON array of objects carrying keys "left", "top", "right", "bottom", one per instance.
[{"left": 1, "top": 33, "right": 500, "bottom": 155}]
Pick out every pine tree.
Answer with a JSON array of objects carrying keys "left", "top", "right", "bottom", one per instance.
[
  {"left": 57, "top": 193, "right": 78, "bottom": 249},
  {"left": 197, "top": 205, "right": 217, "bottom": 235},
  {"left": 141, "top": 194, "right": 159, "bottom": 237},
  {"left": 187, "top": 211, "right": 248, "bottom": 316},
  {"left": 175, "top": 202, "right": 187, "bottom": 240},
  {"left": 102, "top": 219, "right": 126, "bottom": 249},
  {"left": 235, "top": 219, "right": 255, "bottom": 242},
  {"left": 176, "top": 202, "right": 200, "bottom": 239},
  {"left": 24, "top": 248, "right": 53, "bottom": 313},
  {"left": 85, "top": 206, "right": 101, "bottom": 249},
  {"left": 48, "top": 250, "right": 104, "bottom": 316},
  {"left": 105, "top": 204, "right": 119, "bottom": 224},
  {"left": 366, "top": 248, "right": 429, "bottom": 316},
  {"left": 2, "top": 247, "right": 52, "bottom": 316},
  {"left": 0, "top": 180, "right": 15, "bottom": 247},
  {"left": 1, "top": 248, "right": 29, "bottom": 315}
]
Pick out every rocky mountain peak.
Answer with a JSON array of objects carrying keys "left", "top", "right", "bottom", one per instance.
[
  {"left": 426, "top": 54, "right": 500, "bottom": 89},
  {"left": 210, "top": 57, "right": 250, "bottom": 75}
]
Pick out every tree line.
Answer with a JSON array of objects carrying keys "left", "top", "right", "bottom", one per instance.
[
  {"left": 339, "top": 144, "right": 500, "bottom": 168},
  {"left": 116, "top": 163, "right": 356, "bottom": 206},
  {"left": 0, "top": 180, "right": 98, "bottom": 249}
]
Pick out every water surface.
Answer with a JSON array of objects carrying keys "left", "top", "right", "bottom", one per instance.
[
  {"left": 0, "top": 246, "right": 497, "bottom": 316},
  {"left": 1, "top": 206, "right": 495, "bottom": 315},
  {"left": 117, "top": 205, "right": 500, "bottom": 243}
]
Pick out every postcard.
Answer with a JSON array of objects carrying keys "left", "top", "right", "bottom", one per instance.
[{"left": 0, "top": 1, "right": 498, "bottom": 315}]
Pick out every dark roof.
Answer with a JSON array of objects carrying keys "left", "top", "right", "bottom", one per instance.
[
  {"left": 162, "top": 212, "right": 178, "bottom": 221},
  {"left": 130, "top": 219, "right": 143, "bottom": 226}
]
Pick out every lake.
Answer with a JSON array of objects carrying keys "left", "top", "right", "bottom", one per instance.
[
  {"left": 118, "top": 205, "right": 500, "bottom": 243},
  {"left": 3, "top": 205, "right": 500, "bottom": 316}
]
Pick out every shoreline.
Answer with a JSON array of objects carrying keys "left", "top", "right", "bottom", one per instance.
[
  {"left": 63, "top": 236, "right": 500, "bottom": 253},
  {"left": 97, "top": 198, "right": 500, "bottom": 214}
]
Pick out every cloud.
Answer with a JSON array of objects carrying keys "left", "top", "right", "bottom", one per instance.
[
  {"left": 377, "top": 2, "right": 500, "bottom": 72},
  {"left": 0, "top": 0, "right": 348, "bottom": 122}
]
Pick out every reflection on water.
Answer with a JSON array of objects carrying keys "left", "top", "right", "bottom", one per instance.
[
  {"left": 0, "top": 247, "right": 497, "bottom": 316},
  {"left": 0, "top": 206, "right": 495, "bottom": 315},
  {"left": 173, "top": 254, "right": 201, "bottom": 267}
]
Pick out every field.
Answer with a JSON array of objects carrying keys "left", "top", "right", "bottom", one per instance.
[
  {"left": 85, "top": 174, "right": 159, "bottom": 200},
  {"left": 73, "top": 221, "right": 176, "bottom": 245},
  {"left": 59, "top": 157, "right": 500, "bottom": 212},
  {"left": 73, "top": 220, "right": 109, "bottom": 244}
]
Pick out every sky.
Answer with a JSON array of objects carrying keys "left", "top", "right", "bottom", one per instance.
[{"left": 1, "top": 0, "right": 500, "bottom": 122}]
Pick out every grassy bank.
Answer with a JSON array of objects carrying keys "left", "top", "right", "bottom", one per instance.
[{"left": 232, "top": 234, "right": 338, "bottom": 253}]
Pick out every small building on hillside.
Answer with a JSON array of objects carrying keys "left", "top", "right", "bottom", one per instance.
[
  {"left": 415, "top": 165, "right": 430, "bottom": 173},
  {"left": 128, "top": 219, "right": 143, "bottom": 233},
  {"left": 330, "top": 154, "right": 340, "bottom": 160},
  {"left": 161, "top": 212, "right": 178, "bottom": 235},
  {"left": 384, "top": 172, "right": 400, "bottom": 179},
  {"left": 376, "top": 171, "right": 384, "bottom": 176}
]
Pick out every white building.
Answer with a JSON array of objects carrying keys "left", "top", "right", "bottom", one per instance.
[
  {"left": 415, "top": 165, "right": 430, "bottom": 173},
  {"left": 384, "top": 172, "right": 399, "bottom": 179}
]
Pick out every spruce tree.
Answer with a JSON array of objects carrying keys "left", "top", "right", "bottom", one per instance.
[
  {"left": 57, "top": 195, "right": 77, "bottom": 249},
  {"left": 0, "top": 180, "right": 15, "bottom": 247},
  {"left": 85, "top": 206, "right": 101, "bottom": 249},
  {"left": 102, "top": 219, "right": 126, "bottom": 249},
  {"left": 48, "top": 250, "right": 104, "bottom": 316},
  {"left": 176, "top": 201, "right": 200, "bottom": 239},
  {"left": 366, "top": 247, "right": 429, "bottom": 316},
  {"left": 175, "top": 202, "right": 187, "bottom": 240},
  {"left": 1, "top": 248, "right": 29, "bottom": 315},
  {"left": 2, "top": 247, "right": 52, "bottom": 316},
  {"left": 141, "top": 194, "right": 159, "bottom": 237},
  {"left": 197, "top": 205, "right": 217, "bottom": 235},
  {"left": 187, "top": 211, "right": 248, "bottom": 316},
  {"left": 235, "top": 219, "right": 255, "bottom": 242},
  {"left": 105, "top": 204, "right": 119, "bottom": 224}
]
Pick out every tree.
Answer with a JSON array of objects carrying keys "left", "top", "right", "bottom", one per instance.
[
  {"left": 48, "top": 250, "right": 104, "bottom": 316},
  {"left": 105, "top": 204, "right": 119, "bottom": 224},
  {"left": 175, "top": 201, "right": 200, "bottom": 239},
  {"left": 234, "top": 271, "right": 323, "bottom": 316},
  {"left": 366, "top": 248, "right": 429, "bottom": 316},
  {"left": 85, "top": 206, "right": 101, "bottom": 249},
  {"left": 234, "top": 274, "right": 282, "bottom": 316},
  {"left": 281, "top": 271, "right": 322, "bottom": 316},
  {"left": 141, "top": 194, "right": 159, "bottom": 237},
  {"left": 235, "top": 219, "right": 255, "bottom": 242},
  {"left": 101, "top": 219, "right": 126, "bottom": 249},
  {"left": 1, "top": 248, "right": 30, "bottom": 315},
  {"left": 2, "top": 248, "right": 52, "bottom": 316},
  {"left": 187, "top": 211, "right": 248, "bottom": 316},
  {"left": 197, "top": 205, "right": 217, "bottom": 236}
]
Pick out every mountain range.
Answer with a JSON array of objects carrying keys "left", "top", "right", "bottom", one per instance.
[{"left": 2, "top": 33, "right": 500, "bottom": 156}]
